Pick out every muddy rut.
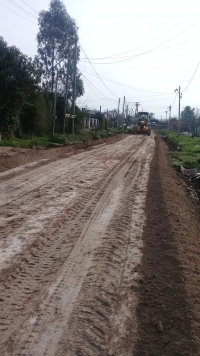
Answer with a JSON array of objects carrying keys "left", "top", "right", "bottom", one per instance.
[{"left": 0, "top": 135, "right": 155, "bottom": 355}]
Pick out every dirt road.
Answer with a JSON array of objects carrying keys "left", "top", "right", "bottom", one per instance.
[
  {"left": 1, "top": 134, "right": 200, "bottom": 356},
  {"left": 0, "top": 135, "right": 155, "bottom": 355}
]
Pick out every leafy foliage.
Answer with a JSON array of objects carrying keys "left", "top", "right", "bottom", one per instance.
[
  {"left": 35, "top": 0, "right": 84, "bottom": 100},
  {"left": 181, "top": 106, "right": 195, "bottom": 122},
  {"left": 0, "top": 37, "right": 39, "bottom": 133},
  {"left": 19, "top": 92, "right": 52, "bottom": 135}
]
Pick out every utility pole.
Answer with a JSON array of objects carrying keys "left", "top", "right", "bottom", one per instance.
[
  {"left": 117, "top": 98, "right": 120, "bottom": 128},
  {"left": 175, "top": 86, "right": 182, "bottom": 134},
  {"left": 53, "top": 69, "right": 58, "bottom": 135},
  {"left": 72, "top": 38, "right": 78, "bottom": 134},
  {"left": 178, "top": 86, "right": 181, "bottom": 134},
  {"left": 122, "top": 96, "right": 125, "bottom": 128},
  {"left": 63, "top": 46, "right": 71, "bottom": 134},
  {"left": 122, "top": 96, "right": 125, "bottom": 115},
  {"left": 118, "top": 98, "right": 120, "bottom": 114},
  {"left": 126, "top": 105, "right": 128, "bottom": 127},
  {"left": 168, "top": 105, "right": 171, "bottom": 132},
  {"left": 100, "top": 105, "right": 101, "bottom": 113},
  {"left": 165, "top": 110, "right": 168, "bottom": 131},
  {"left": 135, "top": 102, "right": 140, "bottom": 117}
]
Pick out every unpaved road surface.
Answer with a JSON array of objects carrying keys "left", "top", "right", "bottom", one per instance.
[
  {"left": 1, "top": 134, "right": 200, "bottom": 356},
  {"left": 0, "top": 134, "right": 127, "bottom": 174},
  {"left": 0, "top": 135, "right": 155, "bottom": 355}
]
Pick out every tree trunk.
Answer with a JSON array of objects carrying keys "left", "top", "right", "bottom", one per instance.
[{"left": 51, "top": 46, "right": 55, "bottom": 95}]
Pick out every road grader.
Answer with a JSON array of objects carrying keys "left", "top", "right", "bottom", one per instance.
[{"left": 133, "top": 112, "right": 151, "bottom": 136}]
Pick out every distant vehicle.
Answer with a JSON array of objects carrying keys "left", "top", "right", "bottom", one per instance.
[{"left": 134, "top": 112, "right": 151, "bottom": 136}]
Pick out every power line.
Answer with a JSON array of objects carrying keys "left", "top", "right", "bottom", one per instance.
[
  {"left": 81, "top": 73, "right": 113, "bottom": 100},
  {"left": 78, "top": 66, "right": 173, "bottom": 94},
  {"left": 82, "top": 76, "right": 106, "bottom": 100},
  {"left": 90, "top": 36, "right": 199, "bottom": 61},
  {"left": 81, "top": 21, "right": 200, "bottom": 65},
  {"left": 172, "top": 92, "right": 178, "bottom": 108},
  {"left": 1, "top": 0, "right": 186, "bottom": 111},
  {"left": 5, "top": 0, "right": 37, "bottom": 19},
  {"left": 78, "top": 98, "right": 115, "bottom": 104},
  {"left": 0, "top": 2, "right": 37, "bottom": 24},
  {"left": 81, "top": 37, "right": 200, "bottom": 61},
  {"left": 149, "top": 37, "right": 200, "bottom": 54},
  {"left": 81, "top": 20, "right": 200, "bottom": 61},
  {"left": 19, "top": 0, "right": 39, "bottom": 14},
  {"left": 182, "top": 61, "right": 200, "bottom": 93},
  {"left": 81, "top": 34, "right": 171, "bottom": 60},
  {"left": 5, "top": 0, "right": 76, "bottom": 41},
  {"left": 128, "top": 95, "right": 176, "bottom": 104},
  {"left": 28, "top": 1, "right": 40, "bottom": 11},
  {"left": 80, "top": 45, "right": 118, "bottom": 98}
]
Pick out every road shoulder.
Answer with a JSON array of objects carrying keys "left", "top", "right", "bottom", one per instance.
[{"left": 135, "top": 134, "right": 200, "bottom": 356}]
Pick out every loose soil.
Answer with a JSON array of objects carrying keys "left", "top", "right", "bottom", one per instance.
[
  {"left": 0, "top": 135, "right": 155, "bottom": 355},
  {"left": 0, "top": 134, "right": 127, "bottom": 174},
  {"left": 135, "top": 135, "right": 200, "bottom": 356},
  {"left": 1, "top": 134, "right": 200, "bottom": 355}
]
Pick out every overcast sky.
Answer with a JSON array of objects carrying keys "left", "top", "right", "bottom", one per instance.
[{"left": 1, "top": 0, "right": 200, "bottom": 118}]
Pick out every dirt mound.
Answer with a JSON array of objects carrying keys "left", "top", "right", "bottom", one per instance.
[{"left": 135, "top": 135, "right": 200, "bottom": 356}]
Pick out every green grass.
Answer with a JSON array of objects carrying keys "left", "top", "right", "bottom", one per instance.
[
  {"left": 0, "top": 129, "right": 125, "bottom": 149},
  {"left": 0, "top": 136, "right": 48, "bottom": 148},
  {"left": 160, "top": 130, "right": 200, "bottom": 169}
]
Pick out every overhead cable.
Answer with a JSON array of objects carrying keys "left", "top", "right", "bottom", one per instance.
[
  {"left": 80, "top": 46, "right": 118, "bottom": 98},
  {"left": 182, "top": 61, "right": 200, "bottom": 93},
  {"left": 81, "top": 73, "right": 112, "bottom": 100},
  {"left": 0, "top": 2, "right": 37, "bottom": 24},
  {"left": 78, "top": 66, "right": 173, "bottom": 94},
  {"left": 81, "top": 20, "right": 200, "bottom": 65},
  {"left": 5, "top": 0, "right": 37, "bottom": 19}
]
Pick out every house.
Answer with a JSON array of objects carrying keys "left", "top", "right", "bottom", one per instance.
[{"left": 169, "top": 120, "right": 190, "bottom": 132}]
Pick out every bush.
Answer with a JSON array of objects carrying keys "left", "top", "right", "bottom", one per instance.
[
  {"left": 48, "top": 134, "right": 70, "bottom": 145},
  {"left": 89, "top": 131, "right": 101, "bottom": 140}
]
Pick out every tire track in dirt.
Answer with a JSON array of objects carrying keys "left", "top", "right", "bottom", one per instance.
[
  {"left": 3, "top": 138, "right": 150, "bottom": 356},
  {"left": 0, "top": 137, "right": 145, "bottom": 272},
  {"left": 0, "top": 135, "right": 151, "bottom": 355},
  {"left": 0, "top": 135, "right": 128, "bottom": 176},
  {"left": 38, "top": 138, "right": 155, "bottom": 356}
]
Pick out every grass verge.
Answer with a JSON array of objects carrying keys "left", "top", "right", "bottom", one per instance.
[
  {"left": 160, "top": 130, "right": 200, "bottom": 169},
  {"left": 0, "top": 129, "right": 125, "bottom": 149}
]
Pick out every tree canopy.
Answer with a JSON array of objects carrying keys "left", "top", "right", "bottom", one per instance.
[
  {"left": 181, "top": 106, "right": 195, "bottom": 122},
  {"left": 0, "top": 37, "right": 39, "bottom": 133},
  {"left": 0, "top": 0, "right": 85, "bottom": 137},
  {"left": 35, "top": 0, "right": 84, "bottom": 100}
]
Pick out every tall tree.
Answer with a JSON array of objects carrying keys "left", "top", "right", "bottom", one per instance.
[
  {"left": 181, "top": 106, "right": 195, "bottom": 122},
  {"left": 181, "top": 106, "right": 196, "bottom": 133},
  {"left": 36, "top": 0, "right": 84, "bottom": 100},
  {"left": 0, "top": 37, "right": 39, "bottom": 136}
]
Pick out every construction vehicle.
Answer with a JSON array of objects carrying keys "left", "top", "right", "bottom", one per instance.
[{"left": 134, "top": 112, "right": 151, "bottom": 136}]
